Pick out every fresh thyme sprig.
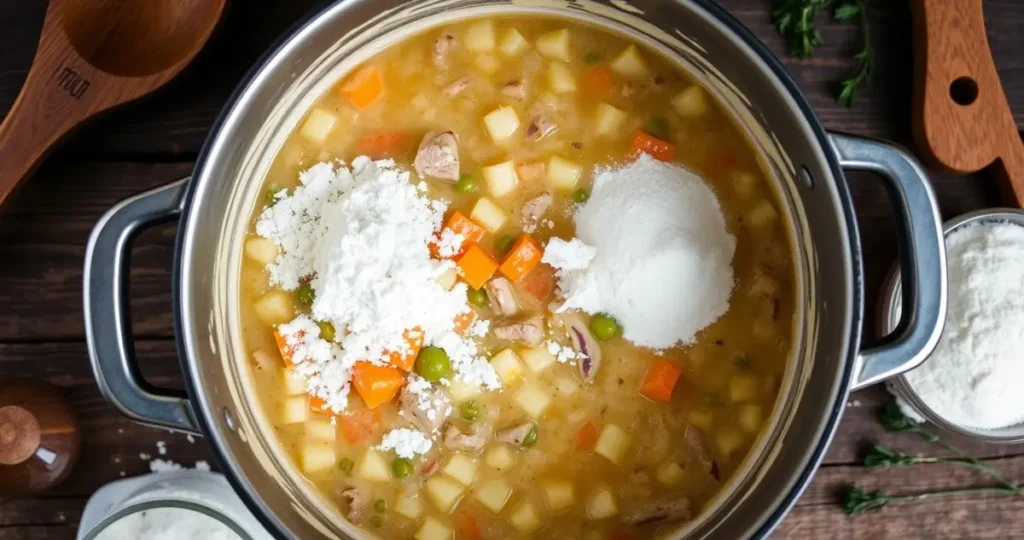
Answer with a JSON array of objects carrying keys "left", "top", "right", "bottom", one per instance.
[
  {"left": 843, "top": 485, "right": 1017, "bottom": 516},
  {"left": 771, "top": 0, "right": 874, "bottom": 106}
]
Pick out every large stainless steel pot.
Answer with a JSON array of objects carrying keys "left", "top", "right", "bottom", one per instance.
[{"left": 83, "top": 0, "right": 948, "bottom": 538}]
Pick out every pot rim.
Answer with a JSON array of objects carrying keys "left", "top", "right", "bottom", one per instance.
[{"left": 171, "top": 1, "right": 862, "bottom": 538}]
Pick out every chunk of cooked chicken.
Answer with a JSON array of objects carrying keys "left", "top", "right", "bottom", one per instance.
[
  {"left": 526, "top": 115, "right": 557, "bottom": 141},
  {"left": 338, "top": 485, "right": 368, "bottom": 523},
  {"left": 493, "top": 315, "right": 545, "bottom": 346},
  {"left": 621, "top": 497, "right": 693, "bottom": 526},
  {"left": 521, "top": 192, "right": 552, "bottom": 227},
  {"left": 414, "top": 131, "right": 460, "bottom": 181},
  {"left": 484, "top": 277, "right": 519, "bottom": 316},
  {"left": 443, "top": 77, "right": 470, "bottom": 97},
  {"left": 433, "top": 33, "right": 455, "bottom": 68},
  {"left": 501, "top": 79, "right": 527, "bottom": 100},
  {"left": 398, "top": 382, "right": 452, "bottom": 434},
  {"left": 495, "top": 422, "right": 535, "bottom": 446},
  {"left": 443, "top": 424, "right": 490, "bottom": 452},
  {"left": 683, "top": 424, "right": 717, "bottom": 478}
]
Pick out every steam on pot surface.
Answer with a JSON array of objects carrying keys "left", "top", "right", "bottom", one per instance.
[{"left": 238, "top": 15, "right": 796, "bottom": 539}]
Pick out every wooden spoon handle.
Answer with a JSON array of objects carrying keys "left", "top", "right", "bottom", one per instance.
[{"left": 911, "top": 0, "right": 1024, "bottom": 206}]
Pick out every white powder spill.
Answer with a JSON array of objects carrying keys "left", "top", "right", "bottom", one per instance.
[
  {"left": 377, "top": 427, "right": 433, "bottom": 458},
  {"left": 543, "top": 154, "right": 735, "bottom": 348}
]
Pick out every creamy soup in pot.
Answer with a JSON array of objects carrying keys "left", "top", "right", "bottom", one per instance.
[{"left": 239, "top": 16, "right": 794, "bottom": 540}]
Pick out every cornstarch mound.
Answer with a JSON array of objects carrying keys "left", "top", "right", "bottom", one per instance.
[{"left": 543, "top": 153, "right": 735, "bottom": 349}]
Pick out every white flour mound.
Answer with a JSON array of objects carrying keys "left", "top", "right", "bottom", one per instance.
[
  {"left": 543, "top": 154, "right": 735, "bottom": 348},
  {"left": 899, "top": 222, "right": 1024, "bottom": 429},
  {"left": 94, "top": 507, "right": 240, "bottom": 540}
]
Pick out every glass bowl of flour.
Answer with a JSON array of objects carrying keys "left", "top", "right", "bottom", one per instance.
[{"left": 879, "top": 208, "right": 1024, "bottom": 443}]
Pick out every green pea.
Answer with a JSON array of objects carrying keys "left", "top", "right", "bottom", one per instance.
[
  {"left": 391, "top": 457, "right": 414, "bottom": 478},
  {"left": 646, "top": 117, "right": 670, "bottom": 140},
  {"left": 337, "top": 457, "right": 354, "bottom": 475},
  {"left": 318, "top": 320, "right": 336, "bottom": 342},
  {"left": 522, "top": 425, "right": 538, "bottom": 447},
  {"left": 584, "top": 51, "right": 603, "bottom": 64},
  {"left": 374, "top": 499, "right": 387, "bottom": 513},
  {"left": 571, "top": 188, "right": 590, "bottom": 204},
  {"left": 296, "top": 283, "right": 315, "bottom": 308},
  {"left": 370, "top": 515, "right": 384, "bottom": 528},
  {"left": 462, "top": 400, "right": 481, "bottom": 421},
  {"left": 589, "top": 313, "right": 622, "bottom": 341},
  {"left": 495, "top": 235, "right": 516, "bottom": 255},
  {"left": 415, "top": 346, "right": 451, "bottom": 382},
  {"left": 467, "top": 288, "right": 489, "bottom": 308},
  {"left": 734, "top": 355, "right": 750, "bottom": 369},
  {"left": 455, "top": 174, "right": 477, "bottom": 194}
]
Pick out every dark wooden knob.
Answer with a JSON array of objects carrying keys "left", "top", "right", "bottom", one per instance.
[{"left": 0, "top": 379, "right": 80, "bottom": 496}]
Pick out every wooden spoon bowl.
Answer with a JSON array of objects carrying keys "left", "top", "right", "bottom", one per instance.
[{"left": 0, "top": 0, "right": 227, "bottom": 207}]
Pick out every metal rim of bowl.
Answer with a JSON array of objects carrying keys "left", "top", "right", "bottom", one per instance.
[{"left": 879, "top": 207, "right": 1024, "bottom": 444}]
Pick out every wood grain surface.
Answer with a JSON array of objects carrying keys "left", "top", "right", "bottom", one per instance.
[{"left": 1, "top": 0, "right": 1023, "bottom": 538}]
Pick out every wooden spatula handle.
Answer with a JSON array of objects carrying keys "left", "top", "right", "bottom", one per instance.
[{"left": 911, "top": 0, "right": 1024, "bottom": 206}]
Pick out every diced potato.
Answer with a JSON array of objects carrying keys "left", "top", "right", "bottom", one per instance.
[
  {"left": 425, "top": 475, "right": 464, "bottom": 513},
  {"left": 465, "top": 20, "right": 496, "bottom": 52},
  {"left": 484, "top": 445, "right": 517, "bottom": 471},
  {"left": 594, "top": 102, "right": 628, "bottom": 138},
  {"left": 610, "top": 44, "right": 649, "bottom": 80},
  {"left": 304, "top": 420, "right": 336, "bottom": 444},
  {"left": 282, "top": 368, "right": 306, "bottom": 395},
  {"left": 594, "top": 424, "right": 630, "bottom": 465},
  {"left": 715, "top": 427, "right": 745, "bottom": 456},
  {"left": 553, "top": 376, "right": 579, "bottom": 397},
  {"left": 470, "top": 197, "right": 508, "bottom": 233},
  {"left": 244, "top": 237, "right": 279, "bottom": 265},
  {"left": 254, "top": 290, "right": 294, "bottom": 325},
  {"left": 436, "top": 268, "right": 458, "bottom": 291},
  {"left": 474, "top": 54, "right": 500, "bottom": 73},
  {"left": 490, "top": 349, "right": 525, "bottom": 385},
  {"left": 514, "top": 382, "right": 552, "bottom": 418},
  {"left": 448, "top": 378, "right": 482, "bottom": 403},
  {"left": 414, "top": 516, "right": 454, "bottom": 540},
  {"left": 280, "top": 396, "right": 308, "bottom": 424},
  {"left": 499, "top": 28, "right": 529, "bottom": 57},
  {"left": 300, "top": 443, "right": 336, "bottom": 473},
  {"left": 656, "top": 461, "right": 685, "bottom": 487},
  {"left": 483, "top": 106, "right": 521, "bottom": 143},
  {"left": 299, "top": 107, "right": 337, "bottom": 143},
  {"left": 356, "top": 449, "right": 391, "bottom": 483},
  {"left": 746, "top": 200, "right": 780, "bottom": 228},
  {"left": 586, "top": 486, "right": 619, "bottom": 519},
  {"left": 519, "top": 346, "right": 556, "bottom": 373},
  {"left": 395, "top": 493, "right": 424, "bottom": 520},
  {"left": 507, "top": 501, "right": 543, "bottom": 533},
  {"left": 542, "top": 480, "right": 575, "bottom": 513},
  {"left": 535, "top": 29, "right": 570, "bottom": 61},
  {"left": 687, "top": 408, "right": 714, "bottom": 431},
  {"left": 729, "top": 374, "right": 759, "bottom": 402},
  {"left": 481, "top": 160, "right": 520, "bottom": 197},
  {"left": 671, "top": 85, "right": 709, "bottom": 117},
  {"left": 547, "top": 62, "right": 577, "bottom": 93},
  {"left": 739, "top": 404, "right": 764, "bottom": 433},
  {"left": 442, "top": 454, "right": 478, "bottom": 486},
  {"left": 732, "top": 170, "right": 759, "bottom": 198},
  {"left": 547, "top": 156, "right": 583, "bottom": 190},
  {"left": 474, "top": 478, "right": 513, "bottom": 513}
]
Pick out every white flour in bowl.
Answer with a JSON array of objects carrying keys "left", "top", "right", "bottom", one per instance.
[
  {"left": 898, "top": 221, "right": 1024, "bottom": 429},
  {"left": 93, "top": 507, "right": 241, "bottom": 540},
  {"left": 542, "top": 153, "right": 735, "bottom": 348}
]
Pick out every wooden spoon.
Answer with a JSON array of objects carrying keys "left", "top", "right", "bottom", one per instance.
[
  {"left": 0, "top": 0, "right": 227, "bottom": 207},
  {"left": 911, "top": 0, "right": 1024, "bottom": 206}
]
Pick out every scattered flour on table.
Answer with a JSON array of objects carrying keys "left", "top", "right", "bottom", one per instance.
[
  {"left": 896, "top": 222, "right": 1024, "bottom": 429},
  {"left": 148, "top": 459, "right": 211, "bottom": 473},
  {"left": 257, "top": 157, "right": 498, "bottom": 413},
  {"left": 94, "top": 507, "right": 240, "bottom": 540},
  {"left": 542, "top": 154, "right": 735, "bottom": 348}
]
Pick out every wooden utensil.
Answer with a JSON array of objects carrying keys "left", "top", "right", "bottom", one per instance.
[
  {"left": 911, "top": 0, "right": 1024, "bottom": 206},
  {"left": 0, "top": 0, "right": 227, "bottom": 208}
]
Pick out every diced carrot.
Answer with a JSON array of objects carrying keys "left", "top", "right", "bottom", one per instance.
[
  {"left": 453, "top": 310, "right": 477, "bottom": 334},
  {"left": 575, "top": 420, "right": 599, "bottom": 450},
  {"left": 640, "top": 358, "right": 682, "bottom": 402},
  {"left": 339, "top": 408, "right": 378, "bottom": 444},
  {"left": 309, "top": 395, "right": 331, "bottom": 415},
  {"left": 273, "top": 328, "right": 299, "bottom": 367},
  {"left": 456, "top": 512, "right": 482, "bottom": 540},
  {"left": 340, "top": 65, "right": 384, "bottom": 109},
  {"left": 456, "top": 244, "right": 499, "bottom": 290},
  {"left": 632, "top": 129, "right": 676, "bottom": 162},
  {"left": 383, "top": 328, "right": 423, "bottom": 372},
  {"left": 352, "top": 362, "right": 404, "bottom": 409},
  {"left": 581, "top": 64, "right": 615, "bottom": 95},
  {"left": 432, "top": 211, "right": 487, "bottom": 259},
  {"left": 498, "top": 233, "right": 543, "bottom": 282},
  {"left": 357, "top": 131, "right": 406, "bottom": 158},
  {"left": 518, "top": 263, "right": 555, "bottom": 303}
]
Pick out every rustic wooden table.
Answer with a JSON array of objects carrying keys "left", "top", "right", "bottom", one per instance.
[{"left": 1, "top": 1, "right": 1022, "bottom": 538}]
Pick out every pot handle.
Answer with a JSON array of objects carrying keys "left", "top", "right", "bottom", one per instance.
[
  {"left": 84, "top": 179, "right": 200, "bottom": 435},
  {"left": 829, "top": 133, "right": 948, "bottom": 391}
]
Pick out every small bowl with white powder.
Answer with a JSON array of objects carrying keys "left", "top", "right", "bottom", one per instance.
[{"left": 880, "top": 208, "right": 1024, "bottom": 443}]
